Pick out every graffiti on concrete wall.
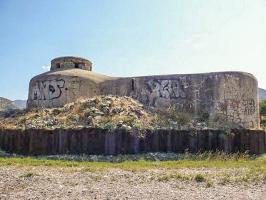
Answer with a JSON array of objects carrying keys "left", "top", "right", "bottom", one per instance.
[
  {"left": 134, "top": 78, "right": 194, "bottom": 108},
  {"left": 137, "top": 76, "right": 257, "bottom": 127},
  {"left": 146, "top": 79, "right": 187, "bottom": 99},
  {"left": 32, "top": 79, "right": 65, "bottom": 100}
]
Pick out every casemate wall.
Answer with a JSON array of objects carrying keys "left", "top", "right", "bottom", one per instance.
[{"left": 100, "top": 72, "right": 259, "bottom": 129}]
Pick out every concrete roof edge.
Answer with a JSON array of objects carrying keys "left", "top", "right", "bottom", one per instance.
[{"left": 51, "top": 56, "right": 92, "bottom": 65}]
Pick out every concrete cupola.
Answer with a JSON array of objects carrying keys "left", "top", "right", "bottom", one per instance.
[{"left": 50, "top": 56, "right": 92, "bottom": 71}]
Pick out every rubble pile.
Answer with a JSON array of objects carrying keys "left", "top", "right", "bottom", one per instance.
[
  {"left": 0, "top": 95, "right": 228, "bottom": 130},
  {"left": 0, "top": 96, "right": 153, "bottom": 130}
]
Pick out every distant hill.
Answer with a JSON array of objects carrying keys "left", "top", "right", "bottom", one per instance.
[
  {"left": 0, "top": 97, "right": 27, "bottom": 111},
  {"left": 0, "top": 97, "right": 18, "bottom": 111},
  {"left": 13, "top": 100, "right": 27, "bottom": 109},
  {"left": 259, "top": 88, "right": 266, "bottom": 101}
]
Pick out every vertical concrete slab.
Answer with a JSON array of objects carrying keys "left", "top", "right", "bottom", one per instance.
[{"left": 105, "top": 131, "right": 116, "bottom": 155}]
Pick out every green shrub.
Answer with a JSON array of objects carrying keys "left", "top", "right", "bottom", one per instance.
[
  {"left": 0, "top": 109, "right": 26, "bottom": 118},
  {"left": 260, "top": 100, "right": 266, "bottom": 116},
  {"left": 194, "top": 174, "right": 205, "bottom": 182}
]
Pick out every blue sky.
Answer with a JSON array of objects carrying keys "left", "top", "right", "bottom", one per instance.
[{"left": 1, "top": 0, "right": 266, "bottom": 100}]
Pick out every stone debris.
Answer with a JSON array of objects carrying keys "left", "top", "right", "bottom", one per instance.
[
  {"left": 0, "top": 96, "right": 152, "bottom": 130},
  {"left": 0, "top": 95, "right": 237, "bottom": 130}
]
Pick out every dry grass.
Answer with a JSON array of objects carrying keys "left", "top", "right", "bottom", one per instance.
[{"left": 0, "top": 152, "right": 265, "bottom": 184}]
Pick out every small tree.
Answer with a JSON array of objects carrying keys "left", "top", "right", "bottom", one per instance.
[{"left": 260, "top": 100, "right": 266, "bottom": 116}]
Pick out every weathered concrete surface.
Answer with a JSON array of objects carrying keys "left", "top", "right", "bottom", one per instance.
[
  {"left": 0, "top": 128, "right": 265, "bottom": 155},
  {"left": 51, "top": 56, "right": 92, "bottom": 71},
  {"left": 101, "top": 72, "right": 260, "bottom": 129},
  {"left": 27, "top": 69, "right": 116, "bottom": 108},
  {"left": 27, "top": 56, "right": 260, "bottom": 129}
]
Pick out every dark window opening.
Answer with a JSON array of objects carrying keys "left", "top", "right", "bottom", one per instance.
[
  {"left": 75, "top": 63, "right": 79, "bottom": 68},
  {"left": 131, "top": 79, "right": 135, "bottom": 91},
  {"left": 56, "top": 63, "right": 60, "bottom": 68}
]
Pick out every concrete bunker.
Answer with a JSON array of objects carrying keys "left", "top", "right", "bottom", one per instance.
[
  {"left": 50, "top": 56, "right": 92, "bottom": 71},
  {"left": 27, "top": 56, "right": 260, "bottom": 129}
]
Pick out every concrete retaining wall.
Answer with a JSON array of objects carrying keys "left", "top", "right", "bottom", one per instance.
[{"left": 0, "top": 129, "right": 265, "bottom": 155}]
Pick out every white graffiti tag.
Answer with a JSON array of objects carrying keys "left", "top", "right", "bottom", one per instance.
[
  {"left": 32, "top": 79, "right": 65, "bottom": 100},
  {"left": 147, "top": 79, "right": 186, "bottom": 99}
]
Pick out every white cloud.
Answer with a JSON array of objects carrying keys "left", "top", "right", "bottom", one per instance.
[
  {"left": 183, "top": 33, "right": 207, "bottom": 44},
  {"left": 42, "top": 65, "right": 50, "bottom": 71}
]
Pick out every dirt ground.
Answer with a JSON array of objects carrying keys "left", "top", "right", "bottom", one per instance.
[{"left": 0, "top": 166, "right": 265, "bottom": 200}]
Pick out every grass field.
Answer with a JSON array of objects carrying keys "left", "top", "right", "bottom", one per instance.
[
  {"left": 0, "top": 152, "right": 265, "bottom": 169},
  {"left": 0, "top": 152, "right": 266, "bottom": 182},
  {"left": 1, "top": 152, "right": 266, "bottom": 199}
]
